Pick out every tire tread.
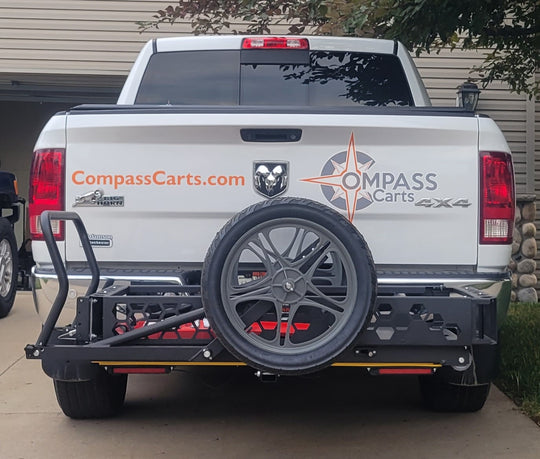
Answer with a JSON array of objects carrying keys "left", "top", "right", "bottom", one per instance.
[
  {"left": 54, "top": 371, "right": 127, "bottom": 419},
  {"left": 419, "top": 376, "right": 491, "bottom": 412}
]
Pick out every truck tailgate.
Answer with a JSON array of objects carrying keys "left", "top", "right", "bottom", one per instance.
[{"left": 64, "top": 110, "right": 479, "bottom": 267}]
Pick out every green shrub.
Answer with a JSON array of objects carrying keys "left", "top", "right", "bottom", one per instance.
[{"left": 496, "top": 302, "right": 540, "bottom": 424}]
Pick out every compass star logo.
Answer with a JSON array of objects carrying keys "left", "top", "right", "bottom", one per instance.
[{"left": 301, "top": 133, "right": 375, "bottom": 222}]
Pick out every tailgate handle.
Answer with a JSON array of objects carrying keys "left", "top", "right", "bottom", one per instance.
[{"left": 241, "top": 128, "right": 302, "bottom": 142}]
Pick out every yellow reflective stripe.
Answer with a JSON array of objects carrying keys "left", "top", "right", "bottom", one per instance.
[
  {"left": 93, "top": 361, "right": 441, "bottom": 368},
  {"left": 331, "top": 362, "right": 441, "bottom": 368},
  {"left": 92, "top": 361, "right": 247, "bottom": 366}
]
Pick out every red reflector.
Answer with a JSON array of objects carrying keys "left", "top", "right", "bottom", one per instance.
[
  {"left": 29, "top": 148, "right": 65, "bottom": 241},
  {"left": 248, "top": 321, "right": 310, "bottom": 335},
  {"left": 128, "top": 320, "right": 215, "bottom": 341},
  {"left": 242, "top": 37, "right": 309, "bottom": 50},
  {"left": 480, "top": 152, "right": 515, "bottom": 244},
  {"left": 378, "top": 368, "right": 434, "bottom": 375},
  {"left": 112, "top": 367, "right": 168, "bottom": 374}
]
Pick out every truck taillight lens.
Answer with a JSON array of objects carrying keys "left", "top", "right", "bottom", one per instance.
[
  {"left": 480, "top": 151, "right": 515, "bottom": 244},
  {"left": 242, "top": 37, "right": 309, "bottom": 49},
  {"left": 29, "top": 149, "right": 65, "bottom": 241}
]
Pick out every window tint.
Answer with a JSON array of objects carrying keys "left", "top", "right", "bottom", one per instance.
[
  {"left": 308, "top": 51, "right": 413, "bottom": 106},
  {"left": 241, "top": 64, "right": 309, "bottom": 105},
  {"left": 136, "top": 51, "right": 240, "bottom": 105},
  {"left": 136, "top": 50, "right": 413, "bottom": 106}
]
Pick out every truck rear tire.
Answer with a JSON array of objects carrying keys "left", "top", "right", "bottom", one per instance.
[
  {"left": 54, "top": 370, "right": 127, "bottom": 419},
  {"left": 419, "top": 375, "right": 491, "bottom": 412},
  {"left": 202, "top": 197, "right": 376, "bottom": 375},
  {"left": 0, "top": 218, "right": 18, "bottom": 318}
]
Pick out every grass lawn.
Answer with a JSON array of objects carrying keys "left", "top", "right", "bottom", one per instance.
[{"left": 496, "top": 302, "right": 540, "bottom": 425}]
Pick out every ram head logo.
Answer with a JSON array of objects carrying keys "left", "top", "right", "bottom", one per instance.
[{"left": 253, "top": 161, "right": 289, "bottom": 198}]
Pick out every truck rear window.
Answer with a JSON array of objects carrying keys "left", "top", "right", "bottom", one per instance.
[{"left": 135, "top": 50, "right": 413, "bottom": 107}]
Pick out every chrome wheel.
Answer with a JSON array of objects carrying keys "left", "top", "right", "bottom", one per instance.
[
  {"left": 0, "top": 218, "right": 17, "bottom": 318},
  {"left": 0, "top": 238, "right": 13, "bottom": 297}
]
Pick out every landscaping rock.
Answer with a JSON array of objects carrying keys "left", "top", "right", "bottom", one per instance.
[
  {"left": 517, "top": 259, "right": 536, "bottom": 274},
  {"left": 517, "top": 287, "right": 538, "bottom": 303},
  {"left": 522, "top": 222, "right": 537, "bottom": 238},
  {"left": 521, "top": 238, "right": 537, "bottom": 259},
  {"left": 521, "top": 202, "right": 536, "bottom": 222},
  {"left": 518, "top": 274, "right": 537, "bottom": 288}
]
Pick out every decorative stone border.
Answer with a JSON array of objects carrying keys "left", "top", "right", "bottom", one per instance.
[{"left": 509, "top": 195, "right": 538, "bottom": 302}]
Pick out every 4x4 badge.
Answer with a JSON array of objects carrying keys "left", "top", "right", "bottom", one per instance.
[{"left": 253, "top": 161, "right": 289, "bottom": 198}]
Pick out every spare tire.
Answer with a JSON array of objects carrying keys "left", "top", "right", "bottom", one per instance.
[{"left": 202, "top": 197, "right": 376, "bottom": 375}]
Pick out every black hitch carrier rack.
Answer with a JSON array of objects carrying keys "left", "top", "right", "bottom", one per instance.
[{"left": 26, "top": 211, "right": 500, "bottom": 378}]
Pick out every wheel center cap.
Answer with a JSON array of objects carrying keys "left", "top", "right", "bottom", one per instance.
[
  {"left": 271, "top": 268, "right": 307, "bottom": 304},
  {"left": 283, "top": 280, "right": 295, "bottom": 292}
]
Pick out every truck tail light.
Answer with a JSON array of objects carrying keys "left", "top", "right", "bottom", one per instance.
[
  {"left": 480, "top": 151, "right": 515, "bottom": 244},
  {"left": 29, "top": 148, "right": 65, "bottom": 241},
  {"left": 242, "top": 37, "right": 309, "bottom": 50}
]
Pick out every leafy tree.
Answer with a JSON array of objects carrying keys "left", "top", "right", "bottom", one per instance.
[{"left": 138, "top": 0, "right": 539, "bottom": 97}]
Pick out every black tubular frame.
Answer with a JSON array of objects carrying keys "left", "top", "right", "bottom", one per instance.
[{"left": 36, "top": 211, "right": 100, "bottom": 346}]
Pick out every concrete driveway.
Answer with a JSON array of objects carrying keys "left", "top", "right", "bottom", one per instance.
[{"left": 1, "top": 292, "right": 539, "bottom": 459}]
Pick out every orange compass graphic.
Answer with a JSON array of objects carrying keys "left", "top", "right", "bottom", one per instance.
[{"left": 301, "top": 133, "right": 374, "bottom": 222}]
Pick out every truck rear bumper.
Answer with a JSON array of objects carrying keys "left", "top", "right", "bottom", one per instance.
[
  {"left": 31, "top": 268, "right": 185, "bottom": 324},
  {"left": 32, "top": 269, "right": 512, "bottom": 327}
]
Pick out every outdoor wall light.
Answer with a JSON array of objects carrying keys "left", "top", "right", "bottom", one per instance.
[{"left": 456, "top": 81, "right": 481, "bottom": 111}]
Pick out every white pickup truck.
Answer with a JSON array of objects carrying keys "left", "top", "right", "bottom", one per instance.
[{"left": 26, "top": 36, "right": 515, "bottom": 419}]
